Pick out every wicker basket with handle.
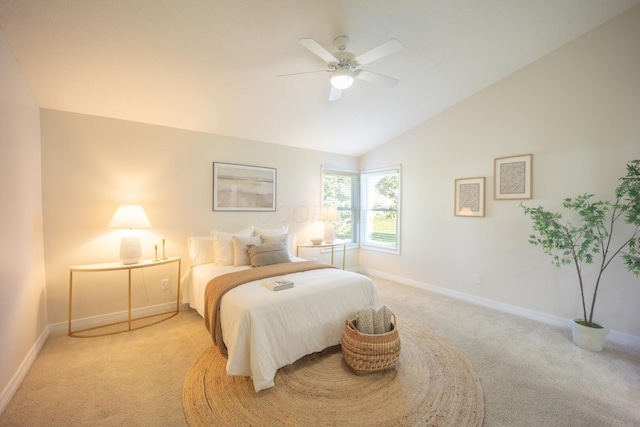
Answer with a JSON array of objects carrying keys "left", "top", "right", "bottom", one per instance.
[{"left": 341, "top": 314, "right": 401, "bottom": 375}]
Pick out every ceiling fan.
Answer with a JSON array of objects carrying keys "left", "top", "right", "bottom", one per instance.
[{"left": 280, "top": 36, "right": 403, "bottom": 101}]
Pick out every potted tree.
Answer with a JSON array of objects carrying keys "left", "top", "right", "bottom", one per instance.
[{"left": 521, "top": 160, "right": 640, "bottom": 351}]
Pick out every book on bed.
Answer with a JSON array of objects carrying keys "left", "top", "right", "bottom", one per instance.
[{"left": 262, "top": 278, "right": 294, "bottom": 291}]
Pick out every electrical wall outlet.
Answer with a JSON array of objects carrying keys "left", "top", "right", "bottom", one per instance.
[
  {"left": 473, "top": 274, "right": 481, "bottom": 285},
  {"left": 161, "top": 279, "right": 170, "bottom": 290}
]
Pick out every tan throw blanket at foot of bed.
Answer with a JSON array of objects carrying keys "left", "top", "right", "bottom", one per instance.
[{"left": 204, "top": 261, "right": 336, "bottom": 355}]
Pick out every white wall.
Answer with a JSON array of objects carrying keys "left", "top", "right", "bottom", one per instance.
[
  {"left": 0, "top": 28, "right": 47, "bottom": 410},
  {"left": 40, "top": 110, "right": 359, "bottom": 324},
  {"left": 360, "top": 6, "right": 640, "bottom": 338}
]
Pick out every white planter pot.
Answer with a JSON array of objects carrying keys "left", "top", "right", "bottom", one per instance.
[{"left": 571, "top": 319, "right": 609, "bottom": 352}]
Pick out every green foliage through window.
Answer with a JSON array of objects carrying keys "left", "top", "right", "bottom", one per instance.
[
  {"left": 362, "top": 167, "right": 401, "bottom": 253},
  {"left": 323, "top": 170, "right": 359, "bottom": 242}
]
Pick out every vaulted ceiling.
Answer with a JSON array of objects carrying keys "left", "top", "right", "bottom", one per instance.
[{"left": 1, "top": 0, "right": 638, "bottom": 156}]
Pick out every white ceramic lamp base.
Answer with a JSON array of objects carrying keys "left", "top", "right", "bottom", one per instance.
[
  {"left": 120, "top": 236, "right": 142, "bottom": 265},
  {"left": 324, "top": 223, "right": 336, "bottom": 244}
]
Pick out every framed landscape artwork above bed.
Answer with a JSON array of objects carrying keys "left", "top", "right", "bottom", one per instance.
[{"left": 213, "top": 162, "right": 277, "bottom": 211}]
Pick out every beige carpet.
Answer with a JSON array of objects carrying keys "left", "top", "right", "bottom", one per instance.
[
  {"left": 182, "top": 318, "right": 483, "bottom": 426},
  {"left": 1, "top": 276, "right": 639, "bottom": 426}
]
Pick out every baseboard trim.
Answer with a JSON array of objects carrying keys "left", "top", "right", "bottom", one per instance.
[
  {"left": 49, "top": 302, "right": 191, "bottom": 334},
  {"left": 0, "top": 324, "right": 49, "bottom": 415},
  {"left": 358, "top": 267, "right": 640, "bottom": 351}
]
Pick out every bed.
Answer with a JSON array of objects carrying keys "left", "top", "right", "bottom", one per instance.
[{"left": 181, "top": 226, "right": 380, "bottom": 392}]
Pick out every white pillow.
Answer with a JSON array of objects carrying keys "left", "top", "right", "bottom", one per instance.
[
  {"left": 187, "top": 236, "right": 215, "bottom": 266},
  {"left": 253, "top": 225, "right": 288, "bottom": 236},
  {"left": 211, "top": 226, "right": 254, "bottom": 266},
  {"left": 232, "top": 235, "right": 261, "bottom": 266},
  {"left": 287, "top": 233, "right": 297, "bottom": 256}
]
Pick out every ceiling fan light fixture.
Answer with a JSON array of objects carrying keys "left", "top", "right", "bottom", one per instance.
[{"left": 330, "top": 69, "right": 355, "bottom": 90}]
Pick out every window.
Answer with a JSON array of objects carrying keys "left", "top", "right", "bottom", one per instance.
[
  {"left": 322, "top": 166, "right": 401, "bottom": 253},
  {"left": 361, "top": 166, "right": 401, "bottom": 253},
  {"left": 322, "top": 168, "right": 359, "bottom": 244}
]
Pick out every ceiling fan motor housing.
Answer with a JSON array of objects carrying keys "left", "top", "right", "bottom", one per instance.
[{"left": 332, "top": 51, "right": 358, "bottom": 71}]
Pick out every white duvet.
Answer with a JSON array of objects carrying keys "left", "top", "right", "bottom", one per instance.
[{"left": 182, "top": 261, "right": 379, "bottom": 391}]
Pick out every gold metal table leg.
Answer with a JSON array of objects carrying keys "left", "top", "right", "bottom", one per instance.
[
  {"left": 68, "top": 271, "right": 73, "bottom": 335},
  {"left": 176, "top": 259, "right": 181, "bottom": 312},
  {"left": 128, "top": 268, "right": 132, "bottom": 331}
]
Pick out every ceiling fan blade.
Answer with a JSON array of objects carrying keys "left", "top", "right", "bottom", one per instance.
[
  {"left": 277, "top": 70, "right": 329, "bottom": 77},
  {"left": 299, "top": 38, "right": 338, "bottom": 63},
  {"left": 356, "top": 70, "right": 399, "bottom": 87},
  {"left": 354, "top": 38, "right": 403, "bottom": 65},
  {"left": 329, "top": 86, "right": 342, "bottom": 101}
]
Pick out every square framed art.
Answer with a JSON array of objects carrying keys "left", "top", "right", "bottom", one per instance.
[
  {"left": 454, "top": 177, "right": 485, "bottom": 217},
  {"left": 213, "top": 162, "right": 276, "bottom": 211},
  {"left": 494, "top": 154, "right": 532, "bottom": 200}
]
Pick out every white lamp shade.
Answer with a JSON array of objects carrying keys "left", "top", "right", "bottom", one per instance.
[
  {"left": 109, "top": 204, "right": 151, "bottom": 229},
  {"left": 330, "top": 69, "right": 355, "bottom": 90},
  {"left": 322, "top": 206, "right": 339, "bottom": 221}
]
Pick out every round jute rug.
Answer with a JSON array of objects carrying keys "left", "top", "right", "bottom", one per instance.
[{"left": 182, "top": 318, "right": 484, "bottom": 426}]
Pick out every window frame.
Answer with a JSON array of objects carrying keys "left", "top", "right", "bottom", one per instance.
[
  {"left": 360, "top": 165, "right": 401, "bottom": 254},
  {"left": 321, "top": 167, "right": 360, "bottom": 248}
]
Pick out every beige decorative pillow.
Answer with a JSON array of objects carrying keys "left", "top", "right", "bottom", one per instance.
[
  {"left": 211, "top": 226, "right": 254, "bottom": 265},
  {"left": 232, "top": 235, "right": 261, "bottom": 266},
  {"left": 247, "top": 241, "right": 291, "bottom": 267}
]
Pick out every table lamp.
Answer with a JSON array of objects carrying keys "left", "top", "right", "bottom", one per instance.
[
  {"left": 322, "top": 206, "right": 339, "bottom": 243},
  {"left": 109, "top": 204, "right": 151, "bottom": 264}
]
